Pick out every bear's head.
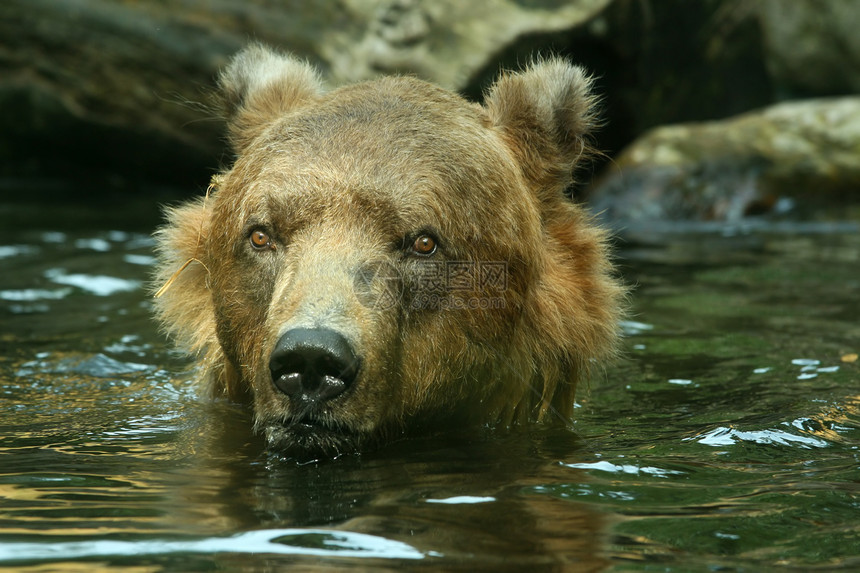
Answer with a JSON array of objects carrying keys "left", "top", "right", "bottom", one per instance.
[{"left": 155, "top": 44, "right": 623, "bottom": 458}]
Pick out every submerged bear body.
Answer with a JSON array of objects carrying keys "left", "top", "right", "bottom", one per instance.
[{"left": 155, "top": 45, "right": 623, "bottom": 457}]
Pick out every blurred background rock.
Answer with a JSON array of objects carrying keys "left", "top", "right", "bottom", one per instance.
[{"left": 1, "top": 0, "right": 858, "bottom": 223}]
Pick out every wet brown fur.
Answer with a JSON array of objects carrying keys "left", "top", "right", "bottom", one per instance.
[{"left": 154, "top": 44, "right": 624, "bottom": 455}]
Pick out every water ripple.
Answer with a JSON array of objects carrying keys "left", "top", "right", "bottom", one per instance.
[
  {"left": 563, "top": 460, "right": 685, "bottom": 477},
  {"left": 0, "top": 529, "right": 427, "bottom": 562},
  {"left": 44, "top": 269, "right": 140, "bottom": 296},
  {"left": 685, "top": 426, "right": 830, "bottom": 448}
]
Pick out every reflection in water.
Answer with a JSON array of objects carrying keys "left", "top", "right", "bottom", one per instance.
[
  {"left": 1, "top": 201, "right": 859, "bottom": 570},
  {"left": 169, "top": 419, "right": 609, "bottom": 570}
]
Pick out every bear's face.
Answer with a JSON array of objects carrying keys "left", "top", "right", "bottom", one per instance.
[{"left": 155, "top": 45, "right": 623, "bottom": 458}]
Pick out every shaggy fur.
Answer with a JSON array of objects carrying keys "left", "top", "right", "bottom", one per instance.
[{"left": 154, "top": 44, "right": 624, "bottom": 457}]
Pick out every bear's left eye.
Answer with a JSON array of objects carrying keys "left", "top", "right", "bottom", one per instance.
[{"left": 249, "top": 229, "right": 273, "bottom": 250}]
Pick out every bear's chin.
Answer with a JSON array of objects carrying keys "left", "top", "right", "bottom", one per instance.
[{"left": 262, "top": 419, "right": 366, "bottom": 461}]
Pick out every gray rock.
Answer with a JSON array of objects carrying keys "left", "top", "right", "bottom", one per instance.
[
  {"left": 589, "top": 97, "right": 860, "bottom": 223},
  {"left": 324, "top": 0, "right": 610, "bottom": 88}
]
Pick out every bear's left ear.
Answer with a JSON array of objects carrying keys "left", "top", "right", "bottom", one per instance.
[
  {"left": 218, "top": 43, "right": 324, "bottom": 154},
  {"left": 484, "top": 59, "right": 598, "bottom": 198}
]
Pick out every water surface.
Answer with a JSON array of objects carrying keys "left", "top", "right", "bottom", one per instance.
[{"left": 1, "top": 197, "right": 859, "bottom": 571}]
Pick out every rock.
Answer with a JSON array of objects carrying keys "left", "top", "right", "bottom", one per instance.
[
  {"left": 0, "top": 0, "right": 241, "bottom": 188},
  {"left": 326, "top": 0, "right": 610, "bottom": 88},
  {"left": 588, "top": 97, "right": 860, "bottom": 224},
  {"left": 757, "top": 0, "right": 860, "bottom": 97},
  {"left": 0, "top": 0, "right": 609, "bottom": 189}
]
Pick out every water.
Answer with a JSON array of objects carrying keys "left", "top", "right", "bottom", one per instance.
[{"left": 1, "top": 196, "right": 859, "bottom": 571}]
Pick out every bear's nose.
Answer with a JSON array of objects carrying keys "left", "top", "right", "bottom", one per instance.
[{"left": 269, "top": 328, "right": 360, "bottom": 404}]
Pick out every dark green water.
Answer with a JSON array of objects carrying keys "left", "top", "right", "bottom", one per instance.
[{"left": 1, "top": 198, "right": 859, "bottom": 571}]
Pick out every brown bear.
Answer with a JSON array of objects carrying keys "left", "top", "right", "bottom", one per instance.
[{"left": 154, "top": 44, "right": 623, "bottom": 458}]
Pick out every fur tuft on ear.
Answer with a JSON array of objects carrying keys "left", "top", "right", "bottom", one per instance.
[
  {"left": 484, "top": 58, "right": 599, "bottom": 194},
  {"left": 218, "top": 43, "right": 323, "bottom": 153}
]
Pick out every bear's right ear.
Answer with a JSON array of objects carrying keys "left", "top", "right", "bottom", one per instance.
[{"left": 217, "top": 44, "right": 323, "bottom": 154}]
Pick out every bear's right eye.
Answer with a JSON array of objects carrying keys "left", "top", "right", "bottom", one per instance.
[
  {"left": 249, "top": 229, "right": 273, "bottom": 250},
  {"left": 412, "top": 234, "right": 437, "bottom": 256}
]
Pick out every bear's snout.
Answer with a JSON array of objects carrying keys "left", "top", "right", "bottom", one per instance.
[{"left": 268, "top": 328, "right": 360, "bottom": 407}]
